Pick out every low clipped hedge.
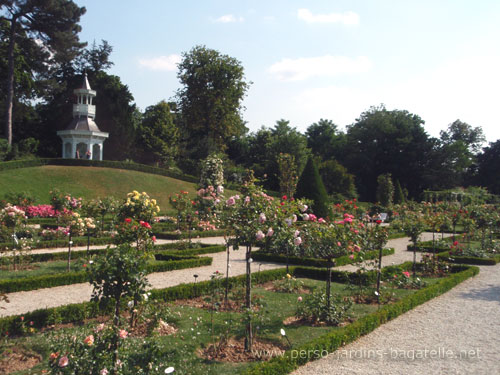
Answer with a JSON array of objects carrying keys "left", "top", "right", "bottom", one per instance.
[
  {"left": 242, "top": 263, "right": 479, "bottom": 375},
  {"left": 436, "top": 250, "right": 500, "bottom": 265},
  {"left": 0, "top": 158, "right": 198, "bottom": 184},
  {"left": 0, "top": 252, "right": 216, "bottom": 294},
  {"left": 252, "top": 248, "right": 395, "bottom": 268},
  {"left": 153, "top": 229, "right": 225, "bottom": 240},
  {"left": 0, "top": 244, "right": 224, "bottom": 266}
]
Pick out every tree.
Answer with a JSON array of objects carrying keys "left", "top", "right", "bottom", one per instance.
[
  {"left": 376, "top": 173, "right": 394, "bottom": 207},
  {"left": 277, "top": 153, "right": 298, "bottom": 198},
  {"left": 37, "top": 40, "right": 138, "bottom": 159},
  {"left": 344, "top": 105, "right": 432, "bottom": 201},
  {"left": 394, "top": 179, "right": 405, "bottom": 204},
  {"left": 306, "top": 119, "right": 346, "bottom": 161},
  {"left": 1, "top": 0, "right": 86, "bottom": 145},
  {"left": 440, "top": 120, "right": 485, "bottom": 154},
  {"left": 477, "top": 140, "right": 500, "bottom": 195},
  {"left": 318, "top": 158, "right": 357, "bottom": 201},
  {"left": 296, "top": 157, "right": 330, "bottom": 218},
  {"left": 136, "top": 100, "right": 179, "bottom": 167},
  {"left": 434, "top": 120, "right": 486, "bottom": 187},
  {"left": 176, "top": 45, "right": 250, "bottom": 158}
]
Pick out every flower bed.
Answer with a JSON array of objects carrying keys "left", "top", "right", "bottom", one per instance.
[{"left": 0, "top": 263, "right": 478, "bottom": 374}]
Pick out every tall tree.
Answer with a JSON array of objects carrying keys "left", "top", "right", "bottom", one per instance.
[
  {"left": 1, "top": 0, "right": 86, "bottom": 145},
  {"left": 477, "top": 140, "right": 500, "bottom": 195},
  {"left": 296, "top": 157, "right": 330, "bottom": 218},
  {"left": 344, "top": 105, "right": 432, "bottom": 201},
  {"left": 136, "top": 100, "right": 179, "bottom": 167},
  {"left": 176, "top": 45, "right": 250, "bottom": 158},
  {"left": 305, "top": 118, "right": 346, "bottom": 161}
]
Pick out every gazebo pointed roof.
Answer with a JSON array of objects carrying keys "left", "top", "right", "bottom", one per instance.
[{"left": 80, "top": 73, "right": 92, "bottom": 90}]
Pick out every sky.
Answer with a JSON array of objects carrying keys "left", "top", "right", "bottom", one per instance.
[{"left": 77, "top": 0, "right": 500, "bottom": 142}]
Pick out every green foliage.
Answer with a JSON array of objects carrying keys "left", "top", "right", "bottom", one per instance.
[
  {"left": 477, "top": 140, "right": 500, "bottom": 195},
  {"left": 2, "top": 0, "right": 86, "bottom": 144},
  {"left": 176, "top": 45, "right": 249, "bottom": 157},
  {"left": 376, "top": 173, "right": 394, "bottom": 207},
  {"left": 295, "top": 157, "right": 330, "bottom": 218},
  {"left": 277, "top": 153, "right": 298, "bottom": 198},
  {"left": 318, "top": 159, "right": 357, "bottom": 200},
  {"left": 296, "top": 289, "right": 352, "bottom": 325},
  {"left": 394, "top": 179, "right": 405, "bottom": 204},
  {"left": 136, "top": 100, "right": 179, "bottom": 167},
  {"left": 343, "top": 105, "right": 431, "bottom": 201},
  {"left": 305, "top": 119, "right": 346, "bottom": 161},
  {"left": 272, "top": 274, "right": 304, "bottom": 293}
]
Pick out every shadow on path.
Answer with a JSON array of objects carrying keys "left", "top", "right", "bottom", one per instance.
[{"left": 459, "top": 284, "right": 500, "bottom": 305}]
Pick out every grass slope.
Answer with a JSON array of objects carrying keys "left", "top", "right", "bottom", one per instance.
[{"left": 0, "top": 165, "right": 199, "bottom": 213}]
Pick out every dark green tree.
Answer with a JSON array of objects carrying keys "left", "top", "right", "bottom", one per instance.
[
  {"left": 1, "top": 0, "right": 86, "bottom": 145},
  {"left": 477, "top": 140, "right": 500, "bottom": 195},
  {"left": 36, "top": 42, "right": 138, "bottom": 159},
  {"left": 394, "top": 179, "right": 405, "bottom": 204},
  {"left": 296, "top": 157, "right": 331, "bottom": 218},
  {"left": 318, "top": 158, "right": 357, "bottom": 201},
  {"left": 344, "top": 105, "right": 432, "bottom": 201},
  {"left": 376, "top": 173, "right": 394, "bottom": 207},
  {"left": 176, "top": 45, "right": 250, "bottom": 158},
  {"left": 136, "top": 101, "right": 179, "bottom": 167},
  {"left": 306, "top": 118, "right": 346, "bottom": 161}
]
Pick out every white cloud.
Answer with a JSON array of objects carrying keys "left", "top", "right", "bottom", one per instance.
[
  {"left": 268, "top": 55, "right": 372, "bottom": 81},
  {"left": 214, "top": 14, "right": 244, "bottom": 23},
  {"left": 297, "top": 8, "right": 359, "bottom": 25},
  {"left": 138, "top": 55, "right": 181, "bottom": 71}
]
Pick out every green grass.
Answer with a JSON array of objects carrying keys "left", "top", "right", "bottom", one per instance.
[
  {"left": 2, "top": 275, "right": 447, "bottom": 375},
  {"left": 0, "top": 166, "right": 200, "bottom": 214}
]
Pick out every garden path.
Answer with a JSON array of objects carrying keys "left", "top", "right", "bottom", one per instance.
[
  {"left": 292, "top": 262, "right": 499, "bottom": 375},
  {"left": 0, "top": 233, "right": 445, "bottom": 317}
]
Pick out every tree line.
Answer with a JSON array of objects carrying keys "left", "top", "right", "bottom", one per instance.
[{"left": 1, "top": 1, "right": 499, "bottom": 201}]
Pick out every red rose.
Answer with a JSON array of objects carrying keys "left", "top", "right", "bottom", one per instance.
[{"left": 125, "top": 218, "right": 132, "bottom": 223}]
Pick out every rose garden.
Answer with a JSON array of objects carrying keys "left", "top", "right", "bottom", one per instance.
[{"left": 0, "top": 157, "right": 498, "bottom": 375}]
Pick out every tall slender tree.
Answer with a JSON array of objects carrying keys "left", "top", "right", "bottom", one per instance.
[{"left": 1, "top": 0, "right": 86, "bottom": 145}]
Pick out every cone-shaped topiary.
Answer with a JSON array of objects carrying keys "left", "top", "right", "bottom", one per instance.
[
  {"left": 296, "top": 157, "right": 331, "bottom": 218},
  {"left": 394, "top": 179, "right": 405, "bottom": 204}
]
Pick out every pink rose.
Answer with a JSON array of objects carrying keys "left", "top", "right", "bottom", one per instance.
[
  {"left": 318, "top": 218, "right": 326, "bottom": 223},
  {"left": 297, "top": 296, "right": 303, "bottom": 302},
  {"left": 294, "top": 230, "right": 300, "bottom": 238},
  {"left": 119, "top": 329, "right": 128, "bottom": 339},
  {"left": 58, "top": 356, "right": 69, "bottom": 368},
  {"left": 294, "top": 237, "right": 302, "bottom": 246},
  {"left": 100, "top": 369, "right": 109, "bottom": 375},
  {"left": 244, "top": 196, "right": 251, "bottom": 204},
  {"left": 303, "top": 214, "right": 310, "bottom": 221},
  {"left": 226, "top": 197, "right": 236, "bottom": 206},
  {"left": 259, "top": 213, "right": 266, "bottom": 224},
  {"left": 84, "top": 334, "right": 94, "bottom": 346},
  {"left": 337, "top": 242, "right": 342, "bottom": 247},
  {"left": 349, "top": 255, "right": 355, "bottom": 260},
  {"left": 255, "top": 230, "right": 265, "bottom": 241},
  {"left": 266, "top": 228, "right": 274, "bottom": 237}
]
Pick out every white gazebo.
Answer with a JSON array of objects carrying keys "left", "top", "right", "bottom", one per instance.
[{"left": 57, "top": 73, "right": 109, "bottom": 160}]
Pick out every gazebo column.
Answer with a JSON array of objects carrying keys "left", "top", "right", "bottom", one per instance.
[{"left": 71, "top": 141, "right": 76, "bottom": 159}]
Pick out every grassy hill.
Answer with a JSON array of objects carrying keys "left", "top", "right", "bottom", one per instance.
[{"left": 0, "top": 165, "right": 201, "bottom": 213}]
